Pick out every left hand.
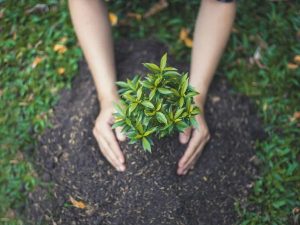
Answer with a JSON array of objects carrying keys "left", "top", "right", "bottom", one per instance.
[{"left": 177, "top": 106, "right": 210, "bottom": 175}]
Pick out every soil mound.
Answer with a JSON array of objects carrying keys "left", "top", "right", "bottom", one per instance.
[{"left": 26, "top": 40, "right": 264, "bottom": 225}]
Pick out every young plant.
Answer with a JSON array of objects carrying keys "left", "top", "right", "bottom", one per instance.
[{"left": 113, "top": 53, "right": 201, "bottom": 152}]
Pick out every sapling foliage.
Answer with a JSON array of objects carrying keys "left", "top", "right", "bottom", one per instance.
[{"left": 113, "top": 53, "right": 201, "bottom": 152}]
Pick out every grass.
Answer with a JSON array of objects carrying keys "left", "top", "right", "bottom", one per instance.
[
  {"left": 0, "top": 0, "right": 299, "bottom": 224},
  {"left": 0, "top": 1, "right": 81, "bottom": 224}
]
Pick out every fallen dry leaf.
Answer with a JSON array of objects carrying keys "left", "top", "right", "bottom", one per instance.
[
  {"left": 25, "top": 4, "right": 49, "bottom": 15},
  {"left": 287, "top": 63, "right": 298, "bottom": 70},
  {"left": 179, "top": 28, "right": 189, "bottom": 41},
  {"left": 211, "top": 95, "right": 221, "bottom": 104},
  {"left": 53, "top": 44, "right": 67, "bottom": 54},
  {"left": 184, "top": 38, "right": 193, "bottom": 48},
  {"left": 57, "top": 67, "right": 65, "bottom": 75},
  {"left": 293, "top": 112, "right": 300, "bottom": 120},
  {"left": 249, "top": 47, "right": 267, "bottom": 69},
  {"left": 59, "top": 36, "right": 68, "bottom": 44},
  {"left": 32, "top": 56, "right": 43, "bottom": 68},
  {"left": 144, "top": 0, "right": 168, "bottom": 18},
  {"left": 293, "top": 55, "right": 300, "bottom": 64},
  {"left": 127, "top": 12, "right": 142, "bottom": 21},
  {"left": 109, "top": 12, "right": 118, "bottom": 26},
  {"left": 179, "top": 28, "right": 193, "bottom": 48},
  {"left": 69, "top": 196, "right": 86, "bottom": 209}
]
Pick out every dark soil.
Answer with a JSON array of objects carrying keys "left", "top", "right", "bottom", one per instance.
[{"left": 25, "top": 40, "right": 264, "bottom": 225}]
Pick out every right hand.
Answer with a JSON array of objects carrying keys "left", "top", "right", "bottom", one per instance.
[{"left": 93, "top": 99, "right": 127, "bottom": 171}]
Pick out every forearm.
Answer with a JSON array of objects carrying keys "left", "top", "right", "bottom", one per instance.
[
  {"left": 190, "top": 0, "right": 236, "bottom": 107},
  {"left": 68, "top": 0, "right": 118, "bottom": 104}
]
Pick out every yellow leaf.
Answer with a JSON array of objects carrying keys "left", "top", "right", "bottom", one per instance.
[
  {"left": 179, "top": 28, "right": 189, "bottom": 41},
  {"left": 293, "top": 112, "right": 300, "bottom": 120},
  {"left": 32, "top": 57, "right": 43, "bottom": 68},
  {"left": 109, "top": 12, "right": 118, "bottom": 26},
  {"left": 144, "top": 0, "right": 168, "bottom": 18},
  {"left": 287, "top": 63, "right": 298, "bottom": 70},
  {"left": 53, "top": 44, "right": 67, "bottom": 54},
  {"left": 59, "top": 36, "right": 68, "bottom": 44},
  {"left": 57, "top": 67, "right": 65, "bottom": 75},
  {"left": 69, "top": 196, "right": 86, "bottom": 209},
  {"left": 293, "top": 55, "right": 300, "bottom": 64},
  {"left": 127, "top": 12, "right": 142, "bottom": 21},
  {"left": 184, "top": 37, "right": 193, "bottom": 48}
]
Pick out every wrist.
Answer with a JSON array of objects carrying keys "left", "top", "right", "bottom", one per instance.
[{"left": 99, "top": 92, "right": 120, "bottom": 108}]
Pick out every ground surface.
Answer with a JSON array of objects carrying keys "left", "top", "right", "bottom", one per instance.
[{"left": 26, "top": 40, "right": 264, "bottom": 225}]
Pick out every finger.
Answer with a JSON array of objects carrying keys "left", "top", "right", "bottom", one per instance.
[
  {"left": 181, "top": 141, "right": 206, "bottom": 174},
  {"left": 97, "top": 134, "right": 123, "bottom": 171},
  {"left": 101, "top": 127, "right": 126, "bottom": 164},
  {"left": 179, "top": 127, "right": 192, "bottom": 144},
  {"left": 115, "top": 126, "right": 126, "bottom": 142},
  {"left": 178, "top": 131, "right": 201, "bottom": 171}
]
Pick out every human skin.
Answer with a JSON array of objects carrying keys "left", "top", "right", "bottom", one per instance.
[{"left": 68, "top": 0, "right": 236, "bottom": 174}]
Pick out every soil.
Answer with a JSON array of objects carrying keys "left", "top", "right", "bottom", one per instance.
[{"left": 25, "top": 40, "right": 265, "bottom": 225}]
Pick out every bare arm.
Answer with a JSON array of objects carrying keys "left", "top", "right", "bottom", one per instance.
[
  {"left": 68, "top": 0, "right": 126, "bottom": 172},
  {"left": 178, "top": 0, "right": 236, "bottom": 175}
]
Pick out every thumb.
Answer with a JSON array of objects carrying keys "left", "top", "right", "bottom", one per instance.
[
  {"left": 179, "top": 127, "right": 192, "bottom": 144},
  {"left": 115, "top": 126, "right": 126, "bottom": 142}
]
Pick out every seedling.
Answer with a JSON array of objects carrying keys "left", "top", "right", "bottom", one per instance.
[{"left": 113, "top": 53, "right": 201, "bottom": 152}]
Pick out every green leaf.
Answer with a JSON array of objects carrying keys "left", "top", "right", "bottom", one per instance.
[
  {"left": 180, "top": 74, "right": 189, "bottom": 96},
  {"left": 116, "top": 81, "right": 129, "bottom": 88},
  {"left": 142, "top": 100, "right": 154, "bottom": 109},
  {"left": 164, "top": 66, "right": 177, "bottom": 71},
  {"left": 149, "top": 89, "right": 156, "bottom": 100},
  {"left": 144, "top": 127, "right": 157, "bottom": 136},
  {"left": 156, "top": 99, "right": 163, "bottom": 111},
  {"left": 137, "top": 87, "right": 143, "bottom": 100},
  {"left": 272, "top": 200, "right": 286, "bottom": 209},
  {"left": 145, "top": 110, "right": 156, "bottom": 116},
  {"left": 175, "top": 108, "right": 185, "bottom": 119},
  {"left": 191, "top": 107, "right": 201, "bottom": 115},
  {"left": 157, "top": 87, "right": 173, "bottom": 95},
  {"left": 190, "top": 117, "right": 199, "bottom": 129},
  {"left": 164, "top": 71, "right": 181, "bottom": 77},
  {"left": 128, "top": 102, "right": 138, "bottom": 115},
  {"left": 142, "top": 137, "right": 151, "bottom": 152},
  {"left": 136, "top": 123, "right": 144, "bottom": 134},
  {"left": 112, "top": 121, "right": 124, "bottom": 129},
  {"left": 123, "top": 93, "right": 135, "bottom": 101},
  {"left": 114, "top": 103, "right": 126, "bottom": 117},
  {"left": 176, "top": 121, "right": 188, "bottom": 132},
  {"left": 156, "top": 112, "right": 168, "bottom": 124},
  {"left": 179, "top": 97, "right": 184, "bottom": 108},
  {"left": 160, "top": 53, "right": 167, "bottom": 70},
  {"left": 143, "top": 63, "right": 161, "bottom": 73},
  {"left": 141, "top": 80, "right": 153, "bottom": 89},
  {"left": 154, "top": 76, "right": 162, "bottom": 86},
  {"left": 185, "top": 90, "right": 199, "bottom": 98}
]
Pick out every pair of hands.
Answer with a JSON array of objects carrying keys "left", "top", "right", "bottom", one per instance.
[{"left": 93, "top": 98, "right": 210, "bottom": 175}]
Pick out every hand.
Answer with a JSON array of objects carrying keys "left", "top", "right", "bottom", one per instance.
[
  {"left": 93, "top": 99, "right": 127, "bottom": 171},
  {"left": 177, "top": 106, "right": 210, "bottom": 175}
]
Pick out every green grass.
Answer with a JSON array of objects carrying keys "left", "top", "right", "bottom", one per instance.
[
  {"left": 0, "top": 1, "right": 81, "bottom": 224},
  {"left": 0, "top": 0, "right": 299, "bottom": 224}
]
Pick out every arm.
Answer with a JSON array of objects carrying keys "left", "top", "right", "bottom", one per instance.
[
  {"left": 177, "top": 0, "right": 236, "bottom": 175},
  {"left": 68, "top": 0, "right": 126, "bottom": 172}
]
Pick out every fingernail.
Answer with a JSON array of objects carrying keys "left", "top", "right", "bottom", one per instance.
[
  {"left": 119, "top": 165, "right": 126, "bottom": 171},
  {"left": 183, "top": 170, "right": 188, "bottom": 175},
  {"left": 179, "top": 135, "right": 187, "bottom": 144}
]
